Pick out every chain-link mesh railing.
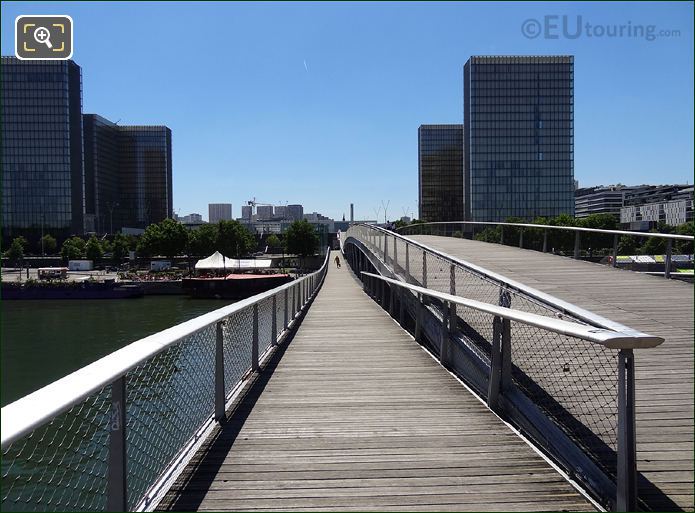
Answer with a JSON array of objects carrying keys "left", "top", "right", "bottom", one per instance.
[
  {"left": 1, "top": 250, "right": 330, "bottom": 512},
  {"left": 344, "top": 224, "right": 661, "bottom": 510},
  {"left": 1, "top": 387, "right": 112, "bottom": 512}
]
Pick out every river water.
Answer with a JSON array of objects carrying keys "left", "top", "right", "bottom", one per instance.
[{"left": 1, "top": 296, "right": 234, "bottom": 406}]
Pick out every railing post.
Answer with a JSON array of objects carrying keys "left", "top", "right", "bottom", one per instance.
[
  {"left": 389, "top": 285, "right": 396, "bottom": 317},
  {"left": 296, "top": 282, "right": 301, "bottom": 313},
  {"left": 487, "top": 316, "right": 502, "bottom": 412},
  {"left": 542, "top": 230, "right": 548, "bottom": 253},
  {"left": 271, "top": 296, "right": 278, "bottom": 346},
  {"left": 107, "top": 376, "right": 127, "bottom": 512},
  {"left": 440, "top": 301, "right": 450, "bottom": 367},
  {"left": 393, "top": 237, "right": 398, "bottom": 271},
  {"left": 665, "top": 238, "right": 673, "bottom": 279},
  {"left": 449, "top": 264, "right": 457, "bottom": 336},
  {"left": 500, "top": 318, "right": 511, "bottom": 391},
  {"left": 617, "top": 349, "right": 637, "bottom": 512},
  {"left": 252, "top": 304, "right": 259, "bottom": 372},
  {"left": 518, "top": 229, "right": 524, "bottom": 249},
  {"left": 612, "top": 234, "right": 619, "bottom": 268},
  {"left": 415, "top": 292, "right": 423, "bottom": 342},
  {"left": 284, "top": 288, "right": 289, "bottom": 328},
  {"left": 215, "top": 321, "right": 225, "bottom": 421},
  {"left": 405, "top": 243, "right": 410, "bottom": 283},
  {"left": 574, "top": 232, "right": 581, "bottom": 259},
  {"left": 398, "top": 286, "right": 405, "bottom": 326},
  {"left": 422, "top": 252, "right": 428, "bottom": 288},
  {"left": 384, "top": 233, "right": 389, "bottom": 264}
]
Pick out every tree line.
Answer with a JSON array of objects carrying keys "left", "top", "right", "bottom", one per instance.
[{"left": 3, "top": 218, "right": 320, "bottom": 264}]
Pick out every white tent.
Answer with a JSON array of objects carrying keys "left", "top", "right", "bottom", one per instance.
[{"left": 195, "top": 251, "right": 273, "bottom": 271}]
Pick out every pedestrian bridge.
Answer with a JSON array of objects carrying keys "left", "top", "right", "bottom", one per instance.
[{"left": 2, "top": 224, "right": 693, "bottom": 512}]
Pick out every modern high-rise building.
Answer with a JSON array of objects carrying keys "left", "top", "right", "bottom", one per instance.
[
  {"left": 464, "top": 55, "right": 575, "bottom": 221},
  {"left": 1, "top": 57, "right": 85, "bottom": 241},
  {"left": 83, "top": 116, "right": 173, "bottom": 232},
  {"left": 241, "top": 205, "right": 252, "bottom": 220},
  {"left": 418, "top": 125, "right": 464, "bottom": 222},
  {"left": 118, "top": 126, "right": 173, "bottom": 229},
  {"left": 83, "top": 114, "right": 121, "bottom": 233},
  {"left": 209, "top": 203, "right": 232, "bottom": 223},
  {"left": 286, "top": 204, "right": 304, "bottom": 221}
]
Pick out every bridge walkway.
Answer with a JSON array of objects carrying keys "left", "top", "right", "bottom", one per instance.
[
  {"left": 160, "top": 251, "right": 594, "bottom": 512},
  {"left": 411, "top": 235, "right": 694, "bottom": 512}
]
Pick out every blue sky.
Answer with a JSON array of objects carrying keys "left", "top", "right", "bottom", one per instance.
[{"left": 2, "top": 1, "right": 693, "bottom": 221}]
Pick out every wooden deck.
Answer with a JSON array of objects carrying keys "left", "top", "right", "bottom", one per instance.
[
  {"left": 160, "top": 251, "right": 594, "bottom": 512},
  {"left": 411, "top": 235, "right": 695, "bottom": 512}
]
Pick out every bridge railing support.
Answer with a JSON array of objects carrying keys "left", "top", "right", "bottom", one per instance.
[
  {"left": 107, "top": 377, "right": 127, "bottom": 512},
  {"left": 617, "top": 349, "right": 637, "bottom": 512}
]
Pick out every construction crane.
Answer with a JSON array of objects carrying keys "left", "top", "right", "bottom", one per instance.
[
  {"left": 247, "top": 197, "right": 273, "bottom": 214},
  {"left": 247, "top": 197, "right": 275, "bottom": 219}
]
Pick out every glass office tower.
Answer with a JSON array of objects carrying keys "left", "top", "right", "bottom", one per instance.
[
  {"left": 117, "top": 126, "right": 173, "bottom": 229},
  {"left": 418, "top": 124, "right": 464, "bottom": 222},
  {"left": 1, "top": 57, "right": 84, "bottom": 242},
  {"left": 83, "top": 114, "right": 121, "bottom": 233},
  {"left": 464, "top": 56, "right": 574, "bottom": 221},
  {"left": 84, "top": 118, "right": 173, "bottom": 232}
]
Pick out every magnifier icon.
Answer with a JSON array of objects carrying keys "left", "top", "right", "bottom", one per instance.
[{"left": 33, "top": 26, "right": 53, "bottom": 49}]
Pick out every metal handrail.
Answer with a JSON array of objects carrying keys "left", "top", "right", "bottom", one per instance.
[
  {"left": 351, "top": 223, "right": 648, "bottom": 337},
  {"left": 361, "top": 272, "right": 663, "bottom": 350},
  {"left": 396, "top": 220, "right": 695, "bottom": 241},
  {"left": 1, "top": 249, "right": 330, "bottom": 449}
]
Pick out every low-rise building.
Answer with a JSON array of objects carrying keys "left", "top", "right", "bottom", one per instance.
[{"left": 620, "top": 185, "right": 693, "bottom": 229}]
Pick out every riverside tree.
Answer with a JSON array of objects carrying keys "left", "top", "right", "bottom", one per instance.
[
  {"left": 216, "top": 220, "right": 255, "bottom": 258},
  {"left": 60, "top": 236, "right": 87, "bottom": 261},
  {"left": 5, "top": 238, "right": 25, "bottom": 265},
  {"left": 85, "top": 236, "right": 104, "bottom": 262},
  {"left": 40, "top": 234, "right": 57, "bottom": 255},
  {"left": 189, "top": 223, "right": 219, "bottom": 256},
  {"left": 138, "top": 218, "right": 188, "bottom": 258},
  {"left": 285, "top": 220, "right": 319, "bottom": 258}
]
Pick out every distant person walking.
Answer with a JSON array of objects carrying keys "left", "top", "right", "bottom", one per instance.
[{"left": 334, "top": 255, "right": 341, "bottom": 268}]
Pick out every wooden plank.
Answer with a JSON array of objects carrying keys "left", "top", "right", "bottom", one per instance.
[{"left": 158, "top": 251, "right": 593, "bottom": 512}]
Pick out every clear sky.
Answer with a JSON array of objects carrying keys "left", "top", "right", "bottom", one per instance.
[{"left": 1, "top": 1, "right": 693, "bottom": 221}]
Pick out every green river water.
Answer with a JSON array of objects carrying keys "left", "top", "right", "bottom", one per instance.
[{"left": 1, "top": 296, "right": 234, "bottom": 406}]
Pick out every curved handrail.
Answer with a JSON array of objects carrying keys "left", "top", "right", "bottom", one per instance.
[
  {"left": 396, "top": 220, "right": 694, "bottom": 241},
  {"left": 361, "top": 272, "right": 663, "bottom": 350},
  {"left": 1, "top": 248, "right": 331, "bottom": 449},
  {"left": 348, "top": 223, "right": 652, "bottom": 337}
]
